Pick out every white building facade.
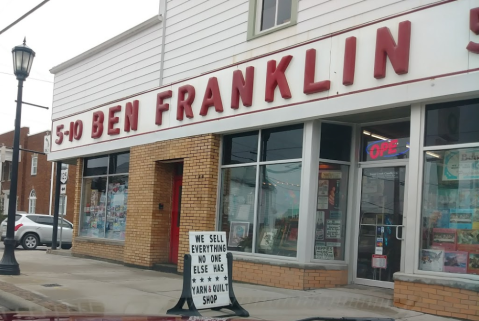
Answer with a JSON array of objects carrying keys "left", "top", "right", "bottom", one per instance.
[{"left": 49, "top": 0, "right": 479, "bottom": 317}]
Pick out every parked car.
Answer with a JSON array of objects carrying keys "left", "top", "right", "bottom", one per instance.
[{"left": 0, "top": 213, "right": 73, "bottom": 250}]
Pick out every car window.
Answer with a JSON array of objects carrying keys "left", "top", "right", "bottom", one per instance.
[
  {"left": 59, "top": 220, "right": 72, "bottom": 228},
  {"left": 26, "top": 215, "right": 38, "bottom": 223},
  {"left": 35, "top": 216, "right": 54, "bottom": 226},
  {"left": 3, "top": 215, "right": 23, "bottom": 223}
]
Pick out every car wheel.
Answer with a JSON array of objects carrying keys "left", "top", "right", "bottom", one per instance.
[
  {"left": 21, "top": 233, "right": 39, "bottom": 250},
  {"left": 61, "top": 244, "right": 71, "bottom": 250}
]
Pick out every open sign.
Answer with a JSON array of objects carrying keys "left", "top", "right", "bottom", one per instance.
[{"left": 366, "top": 138, "right": 410, "bottom": 160}]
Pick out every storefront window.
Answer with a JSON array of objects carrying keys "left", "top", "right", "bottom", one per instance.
[
  {"left": 314, "top": 163, "right": 349, "bottom": 260},
  {"left": 361, "top": 122, "right": 410, "bottom": 161},
  {"left": 219, "top": 124, "right": 303, "bottom": 257},
  {"left": 419, "top": 148, "right": 479, "bottom": 275},
  {"left": 80, "top": 153, "right": 129, "bottom": 240},
  {"left": 320, "top": 123, "right": 352, "bottom": 162}
]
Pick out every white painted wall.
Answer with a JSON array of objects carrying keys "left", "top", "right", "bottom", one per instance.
[
  {"left": 51, "top": 20, "right": 162, "bottom": 120},
  {"left": 161, "top": 0, "right": 445, "bottom": 85}
]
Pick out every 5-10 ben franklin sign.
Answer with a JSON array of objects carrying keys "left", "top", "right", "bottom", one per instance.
[{"left": 167, "top": 231, "right": 248, "bottom": 316}]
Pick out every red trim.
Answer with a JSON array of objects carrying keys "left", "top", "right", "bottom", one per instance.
[
  {"left": 50, "top": 67, "right": 479, "bottom": 154},
  {"left": 52, "top": 0, "right": 457, "bottom": 122}
]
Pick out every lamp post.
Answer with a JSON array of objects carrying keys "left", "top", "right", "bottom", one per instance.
[{"left": 0, "top": 38, "right": 35, "bottom": 275}]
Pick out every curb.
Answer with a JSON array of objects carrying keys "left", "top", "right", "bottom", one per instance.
[
  {"left": 0, "top": 290, "right": 48, "bottom": 312},
  {"left": 46, "top": 249, "right": 72, "bottom": 257}
]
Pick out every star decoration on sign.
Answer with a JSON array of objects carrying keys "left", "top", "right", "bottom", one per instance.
[
  {"left": 224, "top": 275, "right": 228, "bottom": 281},
  {"left": 216, "top": 276, "right": 219, "bottom": 281},
  {"left": 208, "top": 277, "right": 212, "bottom": 282},
  {"left": 192, "top": 278, "right": 196, "bottom": 283},
  {"left": 200, "top": 277, "right": 204, "bottom": 283}
]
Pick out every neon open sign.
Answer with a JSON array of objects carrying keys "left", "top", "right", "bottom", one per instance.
[{"left": 366, "top": 139, "right": 410, "bottom": 160}]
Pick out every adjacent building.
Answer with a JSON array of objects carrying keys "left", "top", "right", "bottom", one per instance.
[
  {"left": 0, "top": 128, "right": 75, "bottom": 223},
  {"left": 48, "top": 1, "right": 479, "bottom": 319}
]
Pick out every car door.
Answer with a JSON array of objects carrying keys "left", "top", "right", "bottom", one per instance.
[
  {"left": 35, "top": 216, "right": 54, "bottom": 242},
  {"left": 59, "top": 219, "right": 73, "bottom": 243}
]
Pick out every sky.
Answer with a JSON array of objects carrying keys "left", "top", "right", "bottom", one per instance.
[{"left": 0, "top": 0, "right": 159, "bottom": 136}]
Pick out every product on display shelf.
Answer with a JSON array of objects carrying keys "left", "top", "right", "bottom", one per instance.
[
  {"left": 432, "top": 228, "right": 457, "bottom": 250},
  {"left": 420, "top": 249, "right": 444, "bottom": 272},
  {"left": 456, "top": 229, "right": 479, "bottom": 252},
  {"left": 468, "top": 252, "right": 479, "bottom": 274},
  {"left": 443, "top": 251, "right": 468, "bottom": 273},
  {"left": 449, "top": 209, "right": 473, "bottom": 229}
]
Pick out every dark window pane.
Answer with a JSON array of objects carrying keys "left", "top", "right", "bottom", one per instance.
[
  {"left": 361, "top": 122, "right": 410, "bottom": 161},
  {"left": 261, "top": 124, "right": 303, "bottom": 161},
  {"left": 261, "top": 0, "right": 276, "bottom": 31},
  {"left": 320, "top": 123, "right": 352, "bottom": 162},
  {"left": 36, "top": 216, "right": 54, "bottom": 226},
  {"left": 109, "top": 152, "right": 130, "bottom": 174},
  {"left": 84, "top": 156, "right": 108, "bottom": 176},
  {"left": 425, "top": 98, "right": 479, "bottom": 146},
  {"left": 26, "top": 215, "right": 38, "bottom": 223},
  {"left": 223, "top": 131, "right": 258, "bottom": 165},
  {"left": 277, "top": 0, "right": 292, "bottom": 25}
]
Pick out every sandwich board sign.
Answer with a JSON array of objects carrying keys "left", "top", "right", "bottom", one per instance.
[{"left": 167, "top": 231, "right": 249, "bottom": 317}]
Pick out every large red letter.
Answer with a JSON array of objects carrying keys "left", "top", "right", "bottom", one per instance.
[
  {"left": 231, "top": 67, "right": 254, "bottom": 109},
  {"left": 176, "top": 85, "right": 195, "bottom": 121},
  {"left": 265, "top": 55, "right": 293, "bottom": 102},
  {"left": 124, "top": 100, "right": 139, "bottom": 132},
  {"left": 467, "top": 8, "right": 479, "bottom": 54},
  {"left": 200, "top": 77, "right": 224, "bottom": 116},
  {"left": 374, "top": 20, "right": 411, "bottom": 79},
  {"left": 303, "top": 49, "right": 330, "bottom": 94},
  {"left": 343, "top": 37, "right": 357, "bottom": 86},
  {"left": 91, "top": 111, "right": 104, "bottom": 138},
  {"left": 156, "top": 90, "right": 172, "bottom": 126},
  {"left": 108, "top": 105, "right": 121, "bottom": 135}
]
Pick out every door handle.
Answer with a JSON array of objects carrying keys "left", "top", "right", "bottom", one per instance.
[{"left": 396, "top": 225, "right": 404, "bottom": 241}]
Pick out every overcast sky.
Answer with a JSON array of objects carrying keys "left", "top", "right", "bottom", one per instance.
[{"left": 0, "top": 0, "right": 159, "bottom": 136}]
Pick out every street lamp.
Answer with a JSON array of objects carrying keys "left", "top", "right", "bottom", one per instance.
[{"left": 0, "top": 38, "right": 35, "bottom": 275}]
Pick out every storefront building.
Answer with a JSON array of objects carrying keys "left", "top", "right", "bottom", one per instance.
[{"left": 49, "top": 1, "right": 479, "bottom": 318}]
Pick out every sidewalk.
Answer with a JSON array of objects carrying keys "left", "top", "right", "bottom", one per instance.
[{"left": 0, "top": 250, "right": 453, "bottom": 321}]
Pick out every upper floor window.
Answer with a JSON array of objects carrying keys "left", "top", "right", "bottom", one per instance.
[
  {"left": 28, "top": 189, "right": 36, "bottom": 214},
  {"left": 31, "top": 155, "right": 38, "bottom": 176},
  {"left": 1, "top": 161, "right": 11, "bottom": 181},
  {"left": 247, "top": 0, "right": 298, "bottom": 40}
]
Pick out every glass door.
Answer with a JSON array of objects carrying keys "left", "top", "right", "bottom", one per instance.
[{"left": 355, "top": 165, "right": 406, "bottom": 287}]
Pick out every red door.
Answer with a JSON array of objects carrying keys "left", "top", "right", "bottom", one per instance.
[{"left": 169, "top": 172, "right": 183, "bottom": 264}]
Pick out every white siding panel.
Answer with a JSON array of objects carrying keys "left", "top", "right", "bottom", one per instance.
[
  {"left": 54, "top": 44, "right": 161, "bottom": 96},
  {"left": 161, "top": 0, "right": 444, "bottom": 85},
  {"left": 54, "top": 24, "right": 161, "bottom": 83},
  {"left": 167, "top": 0, "right": 227, "bottom": 27},
  {"left": 167, "top": 0, "right": 190, "bottom": 11},
  {"left": 167, "top": 0, "right": 208, "bottom": 18}
]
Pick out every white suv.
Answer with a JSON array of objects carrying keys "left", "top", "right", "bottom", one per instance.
[{"left": 0, "top": 214, "right": 73, "bottom": 250}]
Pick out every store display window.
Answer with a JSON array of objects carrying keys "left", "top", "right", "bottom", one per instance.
[
  {"left": 219, "top": 124, "right": 303, "bottom": 257},
  {"left": 420, "top": 99, "right": 479, "bottom": 275},
  {"left": 80, "top": 153, "right": 130, "bottom": 240}
]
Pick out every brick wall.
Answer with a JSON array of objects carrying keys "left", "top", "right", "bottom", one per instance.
[
  {"left": 73, "top": 239, "right": 124, "bottom": 262},
  {"left": 394, "top": 280, "right": 479, "bottom": 320},
  {"left": 233, "top": 260, "right": 348, "bottom": 290}
]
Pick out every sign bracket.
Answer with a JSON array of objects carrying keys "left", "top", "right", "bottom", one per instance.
[{"left": 167, "top": 252, "right": 249, "bottom": 317}]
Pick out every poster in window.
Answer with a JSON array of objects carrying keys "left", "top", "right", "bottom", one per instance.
[
  {"left": 317, "top": 196, "right": 328, "bottom": 210},
  {"left": 315, "top": 246, "right": 334, "bottom": 260},
  {"left": 432, "top": 228, "right": 456, "bottom": 250},
  {"left": 473, "top": 209, "right": 479, "bottom": 230},
  {"left": 468, "top": 253, "right": 479, "bottom": 274},
  {"left": 315, "top": 211, "right": 325, "bottom": 241},
  {"left": 458, "top": 190, "right": 472, "bottom": 209},
  {"left": 442, "top": 150, "right": 459, "bottom": 181},
  {"left": 457, "top": 229, "right": 479, "bottom": 252},
  {"left": 259, "top": 229, "right": 277, "bottom": 250},
  {"left": 420, "top": 249, "right": 444, "bottom": 272},
  {"left": 326, "top": 219, "right": 341, "bottom": 239},
  {"left": 458, "top": 148, "right": 479, "bottom": 180},
  {"left": 228, "top": 221, "right": 249, "bottom": 247},
  {"left": 444, "top": 251, "right": 467, "bottom": 274},
  {"left": 449, "top": 209, "right": 473, "bottom": 229},
  {"left": 318, "top": 180, "right": 329, "bottom": 196}
]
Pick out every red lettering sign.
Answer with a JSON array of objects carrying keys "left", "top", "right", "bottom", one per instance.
[
  {"left": 303, "top": 49, "right": 330, "bottom": 94},
  {"left": 467, "top": 7, "right": 479, "bottom": 54},
  {"left": 265, "top": 55, "right": 293, "bottom": 102},
  {"left": 343, "top": 37, "right": 357, "bottom": 86},
  {"left": 55, "top": 124, "right": 64, "bottom": 144},
  {"left": 124, "top": 100, "right": 139, "bottom": 132},
  {"left": 108, "top": 105, "right": 121, "bottom": 135},
  {"left": 91, "top": 111, "right": 104, "bottom": 139},
  {"left": 374, "top": 20, "right": 411, "bottom": 79},
  {"left": 156, "top": 90, "right": 172, "bottom": 126},
  {"left": 177, "top": 85, "right": 195, "bottom": 121},
  {"left": 231, "top": 67, "right": 254, "bottom": 109},
  {"left": 368, "top": 139, "right": 401, "bottom": 159},
  {"left": 200, "top": 77, "right": 224, "bottom": 116}
]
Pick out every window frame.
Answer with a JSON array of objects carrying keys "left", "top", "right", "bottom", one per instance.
[
  {"left": 247, "top": 0, "right": 299, "bottom": 41},
  {"left": 79, "top": 153, "right": 130, "bottom": 241},
  {"left": 28, "top": 189, "right": 36, "bottom": 214},
  {"left": 414, "top": 100, "right": 479, "bottom": 282},
  {"left": 218, "top": 124, "right": 304, "bottom": 261},
  {"left": 31, "top": 155, "right": 38, "bottom": 176}
]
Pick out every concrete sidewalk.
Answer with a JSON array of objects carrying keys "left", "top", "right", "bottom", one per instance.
[{"left": 0, "top": 250, "right": 453, "bottom": 321}]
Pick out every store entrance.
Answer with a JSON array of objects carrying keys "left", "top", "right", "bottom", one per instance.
[
  {"left": 169, "top": 163, "right": 183, "bottom": 264},
  {"left": 354, "top": 164, "right": 406, "bottom": 287}
]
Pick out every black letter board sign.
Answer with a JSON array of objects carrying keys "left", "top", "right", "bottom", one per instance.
[{"left": 167, "top": 231, "right": 249, "bottom": 317}]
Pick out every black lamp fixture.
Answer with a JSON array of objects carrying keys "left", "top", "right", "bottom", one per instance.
[
  {"left": 12, "top": 38, "right": 35, "bottom": 81},
  {"left": 0, "top": 38, "right": 35, "bottom": 275}
]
